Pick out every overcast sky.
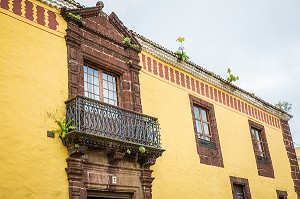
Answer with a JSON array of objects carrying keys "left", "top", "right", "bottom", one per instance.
[{"left": 76, "top": 0, "right": 300, "bottom": 145}]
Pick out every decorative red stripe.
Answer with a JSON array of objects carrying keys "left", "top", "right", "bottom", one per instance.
[
  {"left": 36, "top": 5, "right": 45, "bottom": 26},
  {"left": 175, "top": 71, "right": 180, "bottom": 85},
  {"left": 142, "top": 54, "right": 146, "bottom": 70},
  {"left": 13, "top": 0, "right": 22, "bottom": 16},
  {"left": 147, "top": 57, "right": 152, "bottom": 72},
  {"left": 209, "top": 87, "right": 214, "bottom": 100},
  {"left": 0, "top": 0, "right": 9, "bottom": 10},
  {"left": 226, "top": 94, "right": 230, "bottom": 107},
  {"left": 170, "top": 68, "right": 174, "bottom": 82},
  {"left": 186, "top": 75, "right": 190, "bottom": 89},
  {"left": 222, "top": 92, "right": 226, "bottom": 105},
  {"left": 213, "top": 88, "right": 217, "bottom": 101},
  {"left": 196, "top": 80, "right": 200, "bottom": 94},
  {"left": 230, "top": 96, "right": 233, "bottom": 108},
  {"left": 158, "top": 63, "right": 163, "bottom": 78},
  {"left": 164, "top": 65, "right": 169, "bottom": 80},
  {"left": 25, "top": 0, "right": 34, "bottom": 21},
  {"left": 200, "top": 82, "right": 204, "bottom": 96},
  {"left": 234, "top": 98, "right": 237, "bottom": 110},
  {"left": 191, "top": 78, "right": 195, "bottom": 91},
  {"left": 241, "top": 101, "right": 244, "bottom": 113},
  {"left": 47, "top": 10, "right": 58, "bottom": 30},
  {"left": 153, "top": 60, "right": 158, "bottom": 75},
  {"left": 255, "top": 108, "right": 258, "bottom": 119},
  {"left": 205, "top": 85, "right": 209, "bottom": 98},
  {"left": 180, "top": 73, "right": 185, "bottom": 87},
  {"left": 236, "top": 100, "right": 240, "bottom": 111},
  {"left": 245, "top": 103, "right": 248, "bottom": 115},
  {"left": 218, "top": 90, "right": 221, "bottom": 103}
]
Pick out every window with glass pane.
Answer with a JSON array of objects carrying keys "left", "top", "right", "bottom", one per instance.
[
  {"left": 233, "top": 184, "right": 245, "bottom": 199},
  {"left": 251, "top": 128, "right": 265, "bottom": 157},
  {"left": 193, "top": 106, "right": 211, "bottom": 141},
  {"left": 84, "top": 65, "right": 118, "bottom": 106}
]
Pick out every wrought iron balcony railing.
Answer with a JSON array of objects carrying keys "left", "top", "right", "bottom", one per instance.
[{"left": 65, "top": 95, "right": 162, "bottom": 148}]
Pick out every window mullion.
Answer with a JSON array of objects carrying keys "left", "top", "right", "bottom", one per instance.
[{"left": 99, "top": 70, "right": 104, "bottom": 102}]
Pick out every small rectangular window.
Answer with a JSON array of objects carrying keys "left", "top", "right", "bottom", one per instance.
[
  {"left": 189, "top": 95, "right": 224, "bottom": 167},
  {"left": 276, "top": 190, "right": 288, "bottom": 199},
  {"left": 248, "top": 120, "right": 274, "bottom": 178},
  {"left": 230, "top": 176, "right": 252, "bottom": 199},
  {"left": 233, "top": 184, "right": 245, "bottom": 199},
  {"left": 84, "top": 65, "right": 119, "bottom": 106}
]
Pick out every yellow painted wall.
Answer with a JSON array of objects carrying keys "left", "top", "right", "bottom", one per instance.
[
  {"left": 139, "top": 52, "right": 297, "bottom": 198},
  {"left": 0, "top": 1, "right": 69, "bottom": 198}
]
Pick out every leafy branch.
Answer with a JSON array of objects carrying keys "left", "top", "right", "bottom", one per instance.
[
  {"left": 122, "top": 37, "right": 138, "bottom": 49},
  {"left": 275, "top": 101, "right": 292, "bottom": 112},
  {"left": 175, "top": 36, "right": 189, "bottom": 62},
  {"left": 226, "top": 68, "right": 239, "bottom": 83},
  {"left": 53, "top": 119, "right": 76, "bottom": 138}
]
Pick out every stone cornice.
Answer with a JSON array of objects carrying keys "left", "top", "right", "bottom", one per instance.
[
  {"left": 134, "top": 32, "right": 292, "bottom": 121},
  {"left": 39, "top": 0, "right": 82, "bottom": 9},
  {"left": 62, "top": 131, "right": 165, "bottom": 158}
]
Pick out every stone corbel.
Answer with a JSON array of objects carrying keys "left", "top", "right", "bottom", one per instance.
[
  {"left": 139, "top": 157, "right": 156, "bottom": 169},
  {"left": 67, "top": 145, "right": 88, "bottom": 158},
  {"left": 107, "top": 150, "right": 125, "bottom": 165}
]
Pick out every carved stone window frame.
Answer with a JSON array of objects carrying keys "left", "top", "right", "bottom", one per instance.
[
  {"left": 248, "top": 120, "right": 274, "bottom": 178},
  {"left": 64, "top": 6, "right": 143, "bottom": 113},
  {"left": 189, "top": 94, "right": 224, "bottom": 167},
  {"left": 230, "top": 176, "right": 252, "bottom": 199}
]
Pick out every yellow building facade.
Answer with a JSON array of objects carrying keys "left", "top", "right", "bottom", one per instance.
[
  {"left": 0, "top": 0, "right": 299, "bottom": 198},
  {"left": 0, "top": 0, "right": 73, "bottom": 197}
]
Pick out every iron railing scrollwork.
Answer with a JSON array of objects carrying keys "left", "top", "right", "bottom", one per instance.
[{"left": 66, "top": 95, "right": 162, "bottom": 148}]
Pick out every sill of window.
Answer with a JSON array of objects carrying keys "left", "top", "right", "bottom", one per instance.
[
  {"left": 256, "top": 156, "right": 270, "bottom": 164},
  {"left": 198, "top": 139, "right": 217, "bottom": 150}
]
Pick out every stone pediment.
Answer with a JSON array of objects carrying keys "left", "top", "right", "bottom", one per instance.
[{"left": 61, "top": 2, "right": 141, "bottom": 52}]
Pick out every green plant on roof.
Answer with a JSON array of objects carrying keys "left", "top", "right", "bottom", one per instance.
[
  {"left": 275, "top": 101, "right": 292, "bottom": 112},
  {"left": 68, "top": 12, "right": 82, "bottom": 21},
  {"left": 53, "top": 119, "right": 76, "bottom": 138},
  {"left": 175, "top": 36, "right": 189, "bottom": 62},
  {"left": 122, "top": 37, "right": 139, "bottom": 49},
  {"left": 226, "top": 68, "right": 239, "bottom": 83},
  {"left": 122, "top": 37, "right": 131, "bottom": 46}
]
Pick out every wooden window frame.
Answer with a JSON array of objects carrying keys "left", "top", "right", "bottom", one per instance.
[
  {"left": 248, "top": 120, "right": 274, "bottom": 178},
  {"left": 251, "top": 127, "right": 265, "bottom": 158},
  {"left": 189, "top": 94, "right": 224, "bottom": 167},
  {"left": 230, "top": 176, "right": 252, "bottom": 199},
  {"left": 193, "top": 106, "right": 212, "bottom": 141},
  {"left": 84, "top": 64, "right": 121, "bottom": 107}
]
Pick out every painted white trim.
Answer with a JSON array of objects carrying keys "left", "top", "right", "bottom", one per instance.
[{"left": 39, "top": 0, "right": 81, "bottom": 9}]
